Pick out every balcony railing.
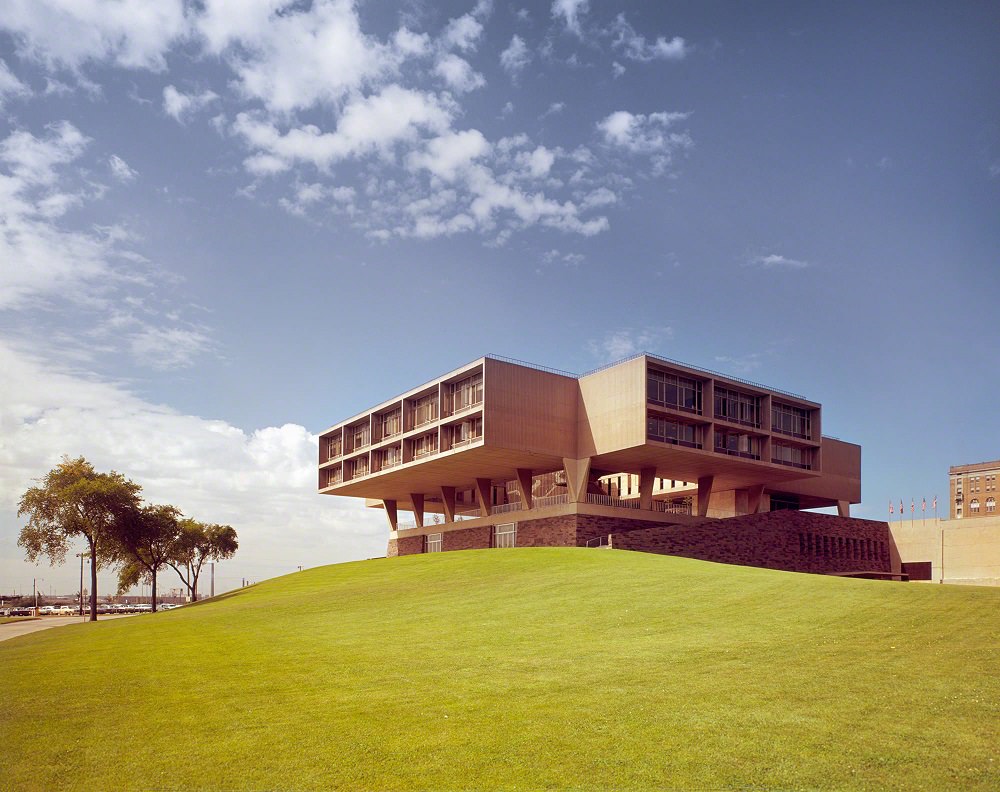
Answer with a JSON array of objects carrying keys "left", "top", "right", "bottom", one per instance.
[
  {"left": 652, "top": 499, "right": 693, "bottom": 516},
  {"left": 454, "top": 507, "right": 484, "bottom": 521},
  {"left": 490, "top": 502, "right": 522, "bottom": 515},
  {"left": 533, "top": 494, "right": 569, "bottom": 508},
  {"left": 586, "top": 493, "right": 641, "bottom": 509},
  {"left": 450, "top": 433, "right": 483, "bottom": 449}
]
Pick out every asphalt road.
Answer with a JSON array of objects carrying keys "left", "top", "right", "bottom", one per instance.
[{"left": 0, "top": 614, "right": 133, "bottom": 643}]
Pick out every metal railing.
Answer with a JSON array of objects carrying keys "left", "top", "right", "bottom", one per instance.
[
  {"left": 586, "top": 493, "right": 640, "bottom": 509},
  {"left": 454, "top": 507, "right": 484, "bottom": 521},
  {"left": 491, "top": 502, "right": 522, "bottom": 515},
  {"left": 533, "top": 493, "right": 569, "bottom": 508},
  {"left": 652, "top": 500, "right": 693, "bottom": 516}
]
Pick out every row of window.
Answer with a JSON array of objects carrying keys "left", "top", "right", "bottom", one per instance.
[
  {"left": 714, "top": 429, "right": 761, "bottom": 460},
  {"left": 647, "top": 416, "right": 702, "bottom": 448},
  {"left": 647, "top": 370, "right": 702, "bottom": 413},
  {"left": 714, "top": 387, "right": 760, "bottom": 427},
  {"left": 798, "top": 532, "right": 886, "bottom": 562},
  {"left": 969, "top": 498, "right": 996, "bottom": 513},
  {"left": 422, "top": 523, "right": 516, "bottom": 552},
  {"left": 772, "top": 442, "right": 813, "bottom": 470}
]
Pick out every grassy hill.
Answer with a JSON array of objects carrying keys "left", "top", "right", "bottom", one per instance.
[{"left": 2, "top": 548, "right": 998, "bottom": 791}]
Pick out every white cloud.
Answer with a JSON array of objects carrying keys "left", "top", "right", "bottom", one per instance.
[
  {"left": 552, "top": 0, "right": 589, "bottom": 36},
  {"left": 1, "top": 0, "right": 188, "bottom": 72},
  {"left": 434, "top": 53, "right": 485, "bottom": 93},
  {"left": 0, "top": 59, "right": 30, "bottom": 106},
  {"left": 500, "top": 35, "right": 530, "bottom": 77},
  {"left": 196, "top": 0, "right": 400, "bottom": 114},
  {"left": 521, "top": 146, "right": 555, "bottom": 178},
  {"left": 108, "top": 154, "right": 138, "bottom": 182},
  {"left": 612, "top": 61, "right": 626, "bottom": 78},
  {"left": 279, "top": 181, "right": 357, "bottom": 216},
  {"left": 747, "top": 254, "right": 811, "bottom": 269},
  {"left": 441, "top": 13, "right": 484, "bottom": 52},
  {"left": 162, "top": 85, "right": 219, "bottom": 122},
  {"left": 234, "top": 86, "right": 454, "bottom": 173},
  {"left": 0, "top": 339, "right": 384, "bottom": 592},
  {"left": 611, "top": 14, "right": 688, "bottom": 61},
  {"left": 587, "top": 327, "right": 672, "bottom": 363},
  {"left": 714, "top": 353, "right": 763, "bottom": 375},
  {"left": 129, "top": 326, "right": 213, "bottom": 370},
  {"left": 407, "top": 130, "right": 491, "bottom": 181},
  {"left": 597, "top": 110, "right": 693, "bottom": 173}
]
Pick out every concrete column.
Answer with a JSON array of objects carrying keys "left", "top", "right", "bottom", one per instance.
[
  {"left": 410, "top": 493, "right": 424, "bottom": 528},
  {"left": 639, "top": 467, "right": 656, "bottom": 510},
  {"left": 746, "top": 484, "right": 765, "bottom": 515},
  {"left": 697, "top": 475, "right": 715, "bottom": 518},
  {"left": 516, "top": 468, "right": 533, "bottom": 510},
  {"left": 383, "top": 499, "right": 398, "bottom": 532},
  {"left": 439, "top": 486, "right": 456, "bottom": 523},
  {"left": 475, "top": 478, "right": 491, "bottom": 517},
  {"left": 562, "top": 457, "right": 592, "bottom": 503},
  {"left": 837, "top": 499, "right": 850, "bottom": 518}
]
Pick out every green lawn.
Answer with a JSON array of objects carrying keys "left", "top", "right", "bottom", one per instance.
[{"left": 1, "top": 548, "right": 998, "bottom": 791}]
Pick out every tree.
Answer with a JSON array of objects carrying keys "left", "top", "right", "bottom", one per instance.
[
  {"left": 167, "top": 519, "right": 238, "bottom": 601},
  {"left": 18, "top": 457, "right": 142, "bottom": 621},
  {"left": 115, "top": 504, "right": 182, "bottom": 612}
]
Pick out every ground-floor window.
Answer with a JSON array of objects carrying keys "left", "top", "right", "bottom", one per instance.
[
  {"left": 493, "top": 523, "right": 517, "bottom": 548},
  {"left": 424, "top": 533, "right": 442, "bottom": 553}
]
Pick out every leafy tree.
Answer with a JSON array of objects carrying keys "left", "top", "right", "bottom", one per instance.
[
  {"left": 115, "top": 504, "right": 182, "bottom": 612},
  {"left": 18, "top": 457, "right": 142, "bottom": 621},
  {"left": 167, "top": 519, "right": 238, "bottom": 601}
]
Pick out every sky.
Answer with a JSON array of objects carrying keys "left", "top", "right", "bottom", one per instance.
[{"left": 1, "top": 0, "right": 998, "bottom": 597}]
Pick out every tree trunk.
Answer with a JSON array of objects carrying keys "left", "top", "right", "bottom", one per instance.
[
  {"left": 89, "top": 537, "right": 98, "bottom": 622},
  {"left": 151, "top": 569, "right": 157, "bottom": 612},
  {"left": 190, "top": 567, "right": 200, "bottom": 602}
]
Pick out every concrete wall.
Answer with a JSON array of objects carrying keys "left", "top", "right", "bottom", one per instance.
[{"left": 889, "top": 516, "right": 1000, "bottom": 586}]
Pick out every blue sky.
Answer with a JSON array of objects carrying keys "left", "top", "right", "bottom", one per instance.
[{"left": 1, "top": 0, "right": 998, "bottom": 596}]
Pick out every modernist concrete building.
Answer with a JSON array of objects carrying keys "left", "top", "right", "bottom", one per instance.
[{"left": 318, "top": 354, "right": 894, "bottom": 577}]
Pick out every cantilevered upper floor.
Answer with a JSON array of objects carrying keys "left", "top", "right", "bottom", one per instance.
[{"left": 317, "top": 353, "right": 861, "bottom": 525}]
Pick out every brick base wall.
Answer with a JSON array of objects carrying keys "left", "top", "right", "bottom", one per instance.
[
  {"left": 610, "top": 511, "right": 894, "bottom": 575},
  {"left": 387, "top": 510, "right": 897, "bottom": 577}
]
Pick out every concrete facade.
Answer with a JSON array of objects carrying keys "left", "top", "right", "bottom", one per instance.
[
  {"left": 321, "top": 353, "right": 874, "bottom": 578},
  {"left": 889, "top": 516, "right": 1000, "bottom": 586}
]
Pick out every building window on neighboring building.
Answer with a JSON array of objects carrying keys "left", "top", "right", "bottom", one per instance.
[
  {"left": 424, "top": 533, "right": 443, "bottom": 553},
  {"left": 647, "top": 369, "right": 702, "bottom": 414},
  {"left": 348, "top": 456, "right": 369, "bottom": 479},
  {"left": 714, "top": 429, "right": 762, "bottom": 460},
  {"left": 771, "top": 403, "right": 812, "bottom": 439},
  {"left": 772, "top": 442, "right": 813, "bottom": 470},
  {"left": 714, "top": 387, "right": 761, "bottom": 427},
  {"left": 986, "top": 498, "right": 995, "bottom": 512},
  {"left": 326, "top": 436, "right": 342, "bottom": 460},
  {"left": 493, "top": 523, "right": 517, "bottom": 548},
  {"left": 970, "top": 498, "right": 980, "bottom": 513},
  {"left": 647, "top": 415, "right": 702, "bottom": 448}
]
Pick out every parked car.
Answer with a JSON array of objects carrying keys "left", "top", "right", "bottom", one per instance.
[
  {"left": 134, "top": 604, "right": 152, "bottom": 613},
  {"left": 52, "top": 605, "right": 75, "bottom": 615},
  {"left": 9, "top": 606, "right": 33, "bottom": 616},
  {"left": 39, "top": 605, "right": 58, "bottom": 615}
]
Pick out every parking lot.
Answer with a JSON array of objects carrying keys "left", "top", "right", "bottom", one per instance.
[{"left": 0, "top": 613, "right": 134, "bottom": 643}]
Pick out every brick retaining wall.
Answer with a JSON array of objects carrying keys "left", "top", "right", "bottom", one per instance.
[{"left": 387, "top": 509, "right": 896, "bottom": 577}]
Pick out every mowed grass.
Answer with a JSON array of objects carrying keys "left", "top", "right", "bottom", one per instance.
[{"left": 2, "top": 549, "right": 998, "bottom": 791}]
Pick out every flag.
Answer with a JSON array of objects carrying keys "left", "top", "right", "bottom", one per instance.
[
  {"left": 922, "top": 497, "right": 926, "bottom": 513},
  {"left": 889, "top": 499, "right": 894, "bottom": 515},
  {"left": 911, "top": 499, "right": 915, "bottom": 514},
  {"left": 900, "top": 500, "right": 903, "bottom": 515},
  {"left": 933, "top": 495, "right": 937, "bottom": 509}
]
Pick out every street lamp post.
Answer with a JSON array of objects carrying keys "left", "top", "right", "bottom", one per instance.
[
  {"left": 33, "top": 577, "right": 43, "bottom": 616},
  {"left": 76, "top": 553, "right": 86, "bottom": 616}
]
